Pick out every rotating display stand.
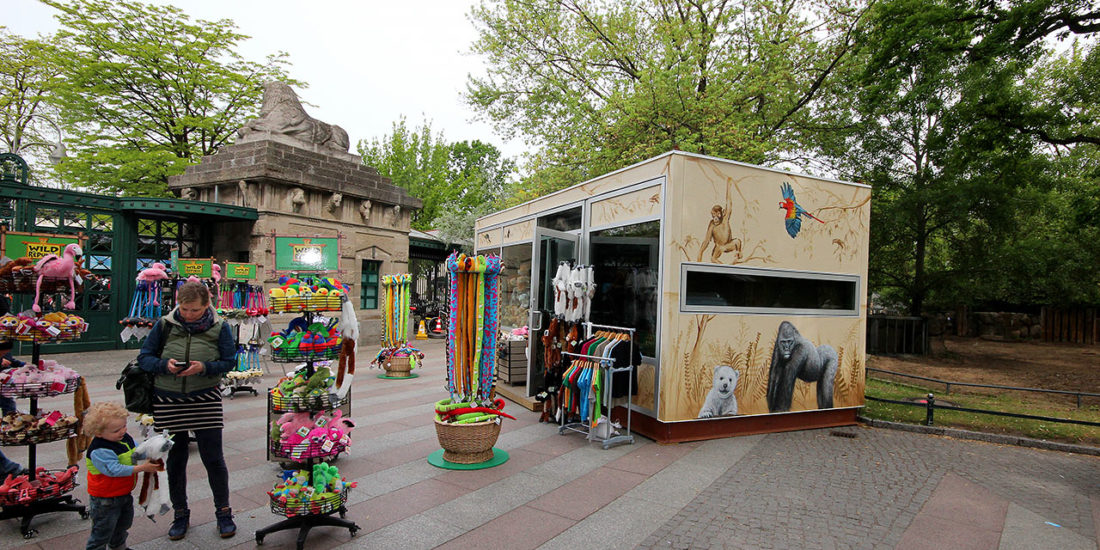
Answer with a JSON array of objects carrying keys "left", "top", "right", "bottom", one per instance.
[
  {"left": 0, "top": 305, "right": 88, "bottom": 538},
  {"left": 256, "top": 305, "right": 358, "bottom": 548}
]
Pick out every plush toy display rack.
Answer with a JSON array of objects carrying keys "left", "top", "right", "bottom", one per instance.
[
  {"left": 0, "top": 288, "right": 88, "bottom": 538},
  {"left": 256, "top": 299, "right": 358, "bottom": 548}
]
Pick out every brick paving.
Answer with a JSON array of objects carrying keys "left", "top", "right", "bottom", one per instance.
[{"left": 0, "top": 338, "right": 1094, "bottom": 549}]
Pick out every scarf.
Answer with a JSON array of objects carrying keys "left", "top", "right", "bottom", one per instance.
[{"left": 174, "top": 307, "right": 215, "bottom": 334}]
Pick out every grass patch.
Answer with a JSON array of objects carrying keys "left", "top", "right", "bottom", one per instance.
[{"left": 864, "top": 378, "right": 1100, "bottom": 447}]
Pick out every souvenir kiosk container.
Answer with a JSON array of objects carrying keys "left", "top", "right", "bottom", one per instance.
[{"left": 474, "top": 151, "right": 871, "bottom": 443}]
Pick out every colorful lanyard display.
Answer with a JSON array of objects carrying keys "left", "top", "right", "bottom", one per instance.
[
  {"left": 380, "top": 274, "right": 411, "bottom": 348},
  {"left": 445, "top": 252, "right": 501, "bottom": 403}
]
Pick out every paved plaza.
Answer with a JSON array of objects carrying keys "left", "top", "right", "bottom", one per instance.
[{"left": 0, "top": 338, "right": 1095, "bottom": 549}]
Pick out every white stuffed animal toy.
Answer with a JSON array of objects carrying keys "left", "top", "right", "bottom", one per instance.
[{"left": 133, "top": 431, "right": 174, "bottom": 520}]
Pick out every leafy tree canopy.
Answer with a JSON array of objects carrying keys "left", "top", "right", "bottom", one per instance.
[
  {"left": 41, "top": 0, "right": 298, "bottom": 196},
  {"left": 358, "top": 117, "right": 515, "bottom": 231},
  {"left": 0, "top": 29, "right": 66, "bottom": 183},
  {"left": 467, "top": 0, "right": 866, "bottom": 200}
]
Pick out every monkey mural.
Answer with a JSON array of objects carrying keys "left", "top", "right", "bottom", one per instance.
[
  {"left": 767, "top": 321, "right": 838, "bottom": 412},
  {"left": 697, "top": 181, "right": 742, "bottom": 263}
]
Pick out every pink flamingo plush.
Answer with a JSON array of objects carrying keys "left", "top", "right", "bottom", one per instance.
[
  {"left": 212, "top": 264, "right": 222, "bottom": 284},
  {"left": 137, "top": 263, "right": 170, "bottom": 306},
  {"left": 33, "top": 243, "right": 83, "bottom": 312}
]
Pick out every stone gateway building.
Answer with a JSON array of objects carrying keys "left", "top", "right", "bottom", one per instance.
[{"left": 167, "top": 82, "right": 422, "bottom": 339}]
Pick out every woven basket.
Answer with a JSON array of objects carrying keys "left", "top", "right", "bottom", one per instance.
[
  {"left": 434, "top": 418, "right": 501, "bottom": 464},
  {"left": 384, "top": 355, "right": 412, "bottom": 377}
]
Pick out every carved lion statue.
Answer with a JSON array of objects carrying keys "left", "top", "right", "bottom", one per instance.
[{"left": 237, "top": 81, "right": 350, "bottom": 152}]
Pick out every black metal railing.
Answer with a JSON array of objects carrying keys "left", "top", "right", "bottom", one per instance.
[
  {"left": 864, "top": 394, "right": 1100, "bottom": 428},
  {"left": 867, "top": 367, "right": 1100, "bottom": 408}
]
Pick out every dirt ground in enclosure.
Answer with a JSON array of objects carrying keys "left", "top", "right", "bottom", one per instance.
[{"left": 866, "top": 336, "right": 1100, "bottom": 407}]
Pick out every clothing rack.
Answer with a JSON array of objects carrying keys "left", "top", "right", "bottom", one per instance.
[{"left": 557, "top": 322, "right": 635, "bottom": 449}]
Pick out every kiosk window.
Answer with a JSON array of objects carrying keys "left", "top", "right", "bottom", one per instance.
[
  {"left": 590, "top": 221, "right": 660, "bottom": 356},
  {"left": 537, "top": 207, "right": 582, "bottom": 232},
  {"left": 682, "top": 265, "right": 858, "bottom": 315}
]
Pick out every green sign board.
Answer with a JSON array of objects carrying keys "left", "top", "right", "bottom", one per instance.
[
  {"left": 1, "top": 230, "right": 82, "bottom": 261},
  {"left": 224, "top": 262, "right": 258, "bottom": 280},
  {"left": 178, "top": 258, "right": 213, "bottom": 278},
  {"left": 273, "top": 236, "right": 339, "bottom": 272}
]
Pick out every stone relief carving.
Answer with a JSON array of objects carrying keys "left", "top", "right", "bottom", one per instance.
[
  {"left": 180, "top": 187, "right": 197, "bottom": 200},
  {"left": 359, "top": 200, "right": 372, "bottom": 224},
  {"left": 385, "top": 205, "right": 402, "bottom": 227},
  {"left": 289, "top": 187, "right": 306, "bottom": 213},
  {"left": 237, "top": 180, "right": 256, "bottom": 207},
  {"left": 328, "top": 192, "right": 343, "bottom": 213},
  {"left": 237, "top": 81, "right": 350, "bottom": 152}
]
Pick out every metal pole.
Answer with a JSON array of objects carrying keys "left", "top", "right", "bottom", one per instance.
[{"left": 925, "top": 393, "right": 935, "bottom": 426}]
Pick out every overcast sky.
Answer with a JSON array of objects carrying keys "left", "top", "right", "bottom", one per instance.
[{"left": 10, "top": 0, "right": 525, "bottom": 159}]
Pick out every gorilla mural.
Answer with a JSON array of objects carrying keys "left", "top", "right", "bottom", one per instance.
[{"left": 767, "top": 321, "right": 838, "bottom": 412}]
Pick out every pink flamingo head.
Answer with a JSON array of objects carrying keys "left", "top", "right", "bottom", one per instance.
[
  {"left": 136, "top": 262, "right": 170, "bottom": 282},
  {"left": 212, "top": 264, "right": 222, "bottom": 282}
]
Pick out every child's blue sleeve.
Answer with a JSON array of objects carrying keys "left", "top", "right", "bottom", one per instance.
[{"left": 88, "top": 448, "right": 135, "bottom": 477}]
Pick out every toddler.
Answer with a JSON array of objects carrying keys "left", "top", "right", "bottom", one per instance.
[{"left": 83, "top": 402, "right": 163, "bottom": 550}]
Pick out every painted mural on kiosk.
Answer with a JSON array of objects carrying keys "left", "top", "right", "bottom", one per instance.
[{"left": 660, "top": 155, "right": 870, "bottom": 421}]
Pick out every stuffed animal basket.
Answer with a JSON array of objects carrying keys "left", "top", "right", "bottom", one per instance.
[
  {"left": 433, "top": 418, "right": 501, "bottom": 464},
  {"left": 271, "top": 343, "right": 341, "bottom": 363},
  {"left": 0, "top": 377, "right": 80, "bottom": 398},
  {"left": 269, "top": 486, "right": 349, "bottom": 518},
  {"left": 0, "top": 421, "right": 78, "bottom": 446},
  {"left": 269, "top": 390, "right": 348, "bottom": 414},
  {"left": 269, "top": 295, "right": 342, "bottom": 313},
  {"left": 0, "top": 469, "right": 77, "bottom": 506},
  {"left": 268, "top": 438, "right": 347, "bottom": 462}
]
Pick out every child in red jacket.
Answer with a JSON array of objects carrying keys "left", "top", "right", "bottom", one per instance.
[{"left": 83, "top": 402, "right": 163, "bottom": 550}]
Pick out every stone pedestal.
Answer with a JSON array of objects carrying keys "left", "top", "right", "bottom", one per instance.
[{"left": 168, "top": 136, "right": 421, "bottom": 341}]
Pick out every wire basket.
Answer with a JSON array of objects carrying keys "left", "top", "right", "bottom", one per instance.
[
  {"left": 270, "top": 343, "right": 340, "bottom": 363},
  {"left": 0, "top": 421, "right": 78, "bottom": 446},
  {"left": 268, "top": 437, "right": 347, "bottom": 462},
  {"left": 0, "top": 469, "right": 78, "bottom": 506},
  {"left": 7, "top": 270, "right": 87, "bottom": 294},
  {"left": 269, "top": 296, "right": 343, "bottom": 313},
  {"left": 269, "top": 485, "right": 349, "bottom": 518},
  {"left": 434, "top": 417, "right": 501, "bottom": 464},
  {"left": 269, "top": 389, "right": 348, "bottom": 413},
  {"left": 0, "top": 376, "right": 80, "bottom": 398}
]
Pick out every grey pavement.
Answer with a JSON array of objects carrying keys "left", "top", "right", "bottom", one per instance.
[{"left": 0, "top": 337, "right": 1095, "bottom": 549}]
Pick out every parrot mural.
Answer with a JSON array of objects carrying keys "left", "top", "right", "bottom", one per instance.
[{"left": 779, "top": 182, "right": 824, "bottom": 238}]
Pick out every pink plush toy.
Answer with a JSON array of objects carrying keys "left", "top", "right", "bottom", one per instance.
[
  {"left": 277, "top": 411, "right": 315, "bottom": 447},
  {"left": 33, "top": 243, "right": 82, "bottom": 312}
]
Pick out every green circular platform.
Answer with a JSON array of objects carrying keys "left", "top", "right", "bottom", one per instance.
[
  {"left": 377, "top": 372, "right": 419, "bottom": 379},
  {"left": 427, "top": 448, "right": 509, "bottom": 470}
]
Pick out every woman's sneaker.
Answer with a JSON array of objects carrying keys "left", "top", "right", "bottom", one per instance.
[{"left": 215, "top": 507, "right": 236, "bottom": 538}]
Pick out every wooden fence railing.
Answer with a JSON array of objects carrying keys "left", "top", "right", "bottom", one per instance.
[{"left": 1040, "top": 307, "right": 1097, "bottom": 345}]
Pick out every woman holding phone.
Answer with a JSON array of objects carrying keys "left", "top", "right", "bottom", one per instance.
[{"left": 137, "top": 280, "right": 237, "bottom": 540}]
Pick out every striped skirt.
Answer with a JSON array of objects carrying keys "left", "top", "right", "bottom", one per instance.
[{"left": 152, "top": 387, "right": 224, "bottom": 433}]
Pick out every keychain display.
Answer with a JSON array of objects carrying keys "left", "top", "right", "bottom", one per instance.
[
  {"left": 119, "top": 263, "right": 171, "bottom": 342},
  {"left": 217, "top": 282, "right": 269, "bottom": 325}
]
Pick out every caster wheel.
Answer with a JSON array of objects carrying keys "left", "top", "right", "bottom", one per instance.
[
  {"left": 79, "top": 510, "right": 89, "bottom": 519},
  {"left": 339, "top": 510, "right": 346, "bottom": 518},
  {"left": 256, "top": 534, "right": 265, "bottom": 545},
  {"left": 22, "top": 528, "right": 38, "bottom": 539},
  {"left": 349, "top": 526, "right": 359, "bottom": 537}
]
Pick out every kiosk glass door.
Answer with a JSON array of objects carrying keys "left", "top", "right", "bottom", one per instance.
[{"left": 527, "top": 228, "right": 577, "bottom": 396}]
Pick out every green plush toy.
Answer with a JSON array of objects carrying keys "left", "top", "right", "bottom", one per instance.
[
  {"left": 312, "top": 462, "right": 339, "bottom": 494},
  {"left": 305, "top": 366, "right": 332, "bottom": 394}
]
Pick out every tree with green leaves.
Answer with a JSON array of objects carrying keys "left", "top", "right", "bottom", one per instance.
[
  {"left": 847, "top": 0, "right": 1099, "bottom": 314},
  {"left": 466, "top": 0, "right": 866, "bottom": 201},
  {"left": 0, "top": 29, "right": 66, "bottom": 182},
  {"left": 40, "top": 0, "right": 297, "bottom": 196},
  {"left": 357, "top": 118, "right": 515, "bottom": 231}
]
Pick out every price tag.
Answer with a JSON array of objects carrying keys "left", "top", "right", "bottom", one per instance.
[
  {"left": 320, "top": 440, "right": 334, "bottom": 453},
  {"left": 45, "top": 325, "right": 62, "bottom": 337},
  {"left": 43, "top": 410, "right": 63, "bottom": 426},
  {"left": 296, "top": 426, "right": 310, "bottom": 438},
  {"left": 270, "top": 335, "right": 285, "bottom": 348},
  {"left": 314, "top": 416, "right": 328, "bottom": 427}
]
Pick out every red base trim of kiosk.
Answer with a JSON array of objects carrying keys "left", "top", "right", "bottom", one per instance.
[{"left": 614, "top": 407, "right": 859, "bottom": 444}]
